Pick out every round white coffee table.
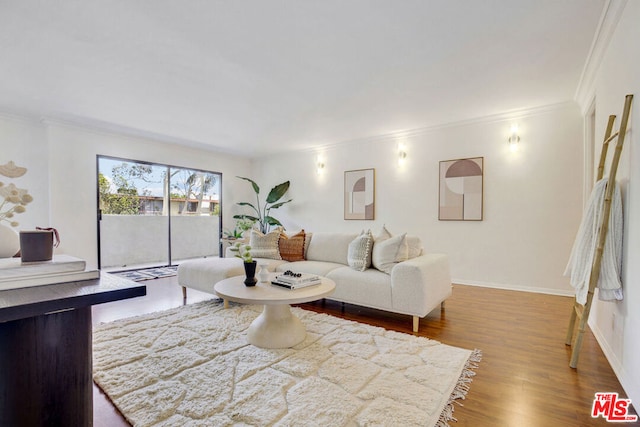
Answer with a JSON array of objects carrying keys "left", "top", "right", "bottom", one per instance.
[{"left": 214, "top": 274, "right": 335, "bottom": 349}]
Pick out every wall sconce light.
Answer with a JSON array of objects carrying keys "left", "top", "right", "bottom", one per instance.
[
  {"left": 508, "top": 125, "right": 520, "bottom": 152},
  {"left": 316, "top": 157, "right": 325, "bottom": 175},
  {"left": 397, "top": 144, "right": 407, "bottom": 166}
]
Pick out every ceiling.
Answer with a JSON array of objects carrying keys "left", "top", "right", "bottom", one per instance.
[{"left": 0, "top": 0, "right": 605, "bottom": 157}]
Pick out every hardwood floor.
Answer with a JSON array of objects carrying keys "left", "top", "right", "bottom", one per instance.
[{"left": 92, "top": 277, "right": 637, "bottom": 426}]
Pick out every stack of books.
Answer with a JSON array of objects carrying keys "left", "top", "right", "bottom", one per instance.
[
  {"left": 0, "top": 255, "right": 100, "bottom": 291},
  {"left": 271, "top": 272, "right": 321, "bottom": 289}
]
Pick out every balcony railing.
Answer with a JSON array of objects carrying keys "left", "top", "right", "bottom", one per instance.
[{"left": 100, "top": 214, "right": 220, "bottom": 269}]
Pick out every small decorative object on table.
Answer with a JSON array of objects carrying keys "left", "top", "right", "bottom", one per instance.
[
  {"left": 258, "top": 263, "right": 269, "bottom": 283},
  {"left": 20, "top": 227, "right": 60, "bottom": 263},
  {"left": 0, "top": 161, "right": 33, "bottom": 258},
  {"left": 230, "top": 242, "right": 257, "bottom": 286},
  {"left": 272, "top": 270, "right": 322, "bottom": 289}
]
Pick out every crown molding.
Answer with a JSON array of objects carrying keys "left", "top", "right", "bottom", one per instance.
[
  {"left": 297, "top": 101, "right": 578, "bottom": 156},
  {"left": 574, "top": 0, "right": 628, "bottom": 114},
  {"left": 0, "top": 109, "right": 45, "bottom": 126},
  {"left": 37, "top": 114, "right": 247, "bottom": 158},
  {"left": 4, "top": 99, "right": 579, "bottom": 161}
]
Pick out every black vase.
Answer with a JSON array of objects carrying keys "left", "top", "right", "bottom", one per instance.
[{"left": 243, "top": 261, "right": 257, "bottom": 286}]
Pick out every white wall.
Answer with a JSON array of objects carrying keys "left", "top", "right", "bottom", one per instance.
[
  {"left": 0, "top": 117, "right": 252, "bottom": 270},
  {"left": 0, "top": 114, "right": 50, "bottom": 229},
  {"left": 583, "top": 0, "right": 640, "bottom": 406},
  {"left": 254, "top": 102, "right": 584, "bottom": 295}
]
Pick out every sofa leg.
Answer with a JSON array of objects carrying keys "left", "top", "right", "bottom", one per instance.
[
  {"left": 412, "top": 316, "right": 419, "bottom": 333},
  {"left": 182, "top": 286, "right": 187, "bottom": 300},
  {"left": 441, "top": 301, "right": 445, "bottom": 309}
]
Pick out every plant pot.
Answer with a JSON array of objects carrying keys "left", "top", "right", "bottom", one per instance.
[
  {"left": 243, "top": 261, "right": 257, "bottom": 286},
  {"left": 20, "top": 230, "right": 54, "bottom": 263}
]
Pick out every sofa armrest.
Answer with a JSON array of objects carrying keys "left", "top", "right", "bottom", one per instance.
[{"left": 390, "top": 253, "right": 452, "bottom": 317}]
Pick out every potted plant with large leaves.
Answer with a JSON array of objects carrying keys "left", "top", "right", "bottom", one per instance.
[{"left": 233, "top": 177, "right": 292, "bottom": 234}]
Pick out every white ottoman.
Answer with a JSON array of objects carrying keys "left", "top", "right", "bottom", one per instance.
[{"left": 177, "top": 257, "right": 245, "bottom": 298}]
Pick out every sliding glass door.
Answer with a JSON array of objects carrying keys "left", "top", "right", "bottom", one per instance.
[
  {"left": 168, "top": 166, "right": 221, "bottom": 262},
  {"left": 97, "top": 156, "right": 222, "bottom": 270}
]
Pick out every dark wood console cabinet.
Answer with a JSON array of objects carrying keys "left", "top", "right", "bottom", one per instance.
[{"left": 0, "top": 273, "right": 146, "bottom": 426}]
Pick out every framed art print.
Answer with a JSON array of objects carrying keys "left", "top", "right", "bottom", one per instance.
[
  {"left": 344, "top": 168, "right": 375, "bottom": 220},
  {"left": 439, "top": 157, "right": 483, "bottom": 221}
]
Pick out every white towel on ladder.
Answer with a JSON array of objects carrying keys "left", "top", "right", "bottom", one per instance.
[{"left": 564, "top": 178, "right": 623, "bottom": 304}]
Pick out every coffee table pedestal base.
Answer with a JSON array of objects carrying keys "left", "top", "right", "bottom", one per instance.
[{"left": 247, "top": 304, "right": 305, "bottom": 349}]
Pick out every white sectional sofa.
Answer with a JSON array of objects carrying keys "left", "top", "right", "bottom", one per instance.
[{"left": 178, "top": 230, "right": 451, "bottom": 332}]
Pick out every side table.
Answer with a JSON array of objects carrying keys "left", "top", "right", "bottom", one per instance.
[{"left": 0, "top": 272, "right": 146, "bottom": 426}]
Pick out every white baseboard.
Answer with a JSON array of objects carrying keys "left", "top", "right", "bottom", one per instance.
[
  {"left": 589, "top": 319, "right": 638, "bottom": 404},
  {"left": 453, "top": 279, "right": 575, "bottom": 297}
]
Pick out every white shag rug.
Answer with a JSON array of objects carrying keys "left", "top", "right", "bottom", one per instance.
[{"left": 93, "top": 300, "right": 480, "bottom": 427}]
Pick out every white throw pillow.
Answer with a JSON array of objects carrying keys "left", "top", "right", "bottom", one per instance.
[
  {"left": 372, "top": 233, "right": 409, "bottom": 274},
  {"left": 249, "top": 229, "right": 282, "bottom": 259},
  {"left": 347, "top": 230, "right": 373, "bottom": 271},
  {"left": 303, "top": 232, "right": 313, "bottom": 259},
  {"left": 375, "top": 224, "right": 393, "bottom": 242},
  {"left": 406, "top": 236, "right": 423, "bottom": 259}
]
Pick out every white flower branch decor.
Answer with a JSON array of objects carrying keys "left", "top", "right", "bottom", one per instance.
[{"left": 0, "top": 161, "right": 32, "bottom": 227}]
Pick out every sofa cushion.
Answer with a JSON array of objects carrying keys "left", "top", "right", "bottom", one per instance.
[
  {"left": 347, "top": 230, "right": 373, "bottom": 271},
  {"left": 306, "top": 232, "right": 358, "bottom": 265},
  {"left": 276, "top": 260, "right": 344, "bottom": 277},
  {"left": 249, "top": 229, "right": 282, "bottom": 259},
  {"left": 278, "top": 230, "right": 306, "bottom": 261},
  {"left": 326, "top": 266, "right": 393, "bottom": 311},
  {"left": 372, "top": 233, "right": 409, "bottom": 274}
]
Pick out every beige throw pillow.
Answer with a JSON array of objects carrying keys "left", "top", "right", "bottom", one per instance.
[
  {"left": 249, "top": 229, "right": 282, "bottom": 259},
  {"left": 372, "top": 232, "right": 409, "bottom": 274},
  {"left": 347, "top": 230, "right": 373, "bottom": 271}
]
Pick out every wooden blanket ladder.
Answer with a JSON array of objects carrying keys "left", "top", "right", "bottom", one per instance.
[{"left": 565, "top": 94, "right": 633, "bottom": 369}]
